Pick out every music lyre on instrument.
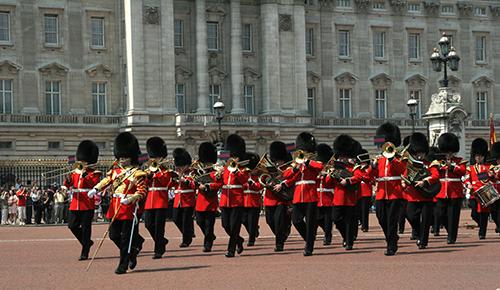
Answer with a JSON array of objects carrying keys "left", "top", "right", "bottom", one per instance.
[
  {"left": 256, "top": 154, "right": 293, "bottom": 201},
  {"left": 401, "top": 153, "right": 441, "bottom": 198}
]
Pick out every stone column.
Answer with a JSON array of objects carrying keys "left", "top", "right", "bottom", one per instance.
[
  {"left": 260, "top": 2, "right": 280, "bottom": 114},
  {"left": 293, "top": 4, "right": 308, "bottom": 115},
  {"left": 124, "top": 0, "right": 148, "bottom": 124},
  {"left": 230, "top": 0, "right": 244, "bottom": 114},
  {"left": 160, "top": 1, "right": 177, "bottom": 113},
  {"left": 195, "top": 0, "right": 210, "bottom": 114}
]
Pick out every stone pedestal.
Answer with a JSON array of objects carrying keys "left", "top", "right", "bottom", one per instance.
[{"left": 423, "top": 87, "right": 468, "bottom": 158}]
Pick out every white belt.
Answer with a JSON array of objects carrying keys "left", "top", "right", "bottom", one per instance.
[
  {"left": 113, "top": 193, "right": 129, "bottom": 198},
  {"left": 296, "top": 180, "right": 316, "bottom": 185},
  {"left": 376, "top": 176, "right": 401, "bottom": 182},
  {"left": 149, "top": 187, "right": 169, "bottom": 191},
  {"left": 244, "top": 190, "right": 260, "bottom": 194},
  {"left": 174, "top": 189, "right": 194, "bottom": 194},
  {"left": 222, "top": 185, "right": 243, "bottom": 189},
  {"left": 72, "top": 189, "right": 92, "bottom": 193},
  {"left": 440, "top": 178, "right": 461, "bottom": 182},
  {"left": 496, "top": 181, "right": 500, "bottom": 185},
  {"left": 317, "top": 188, "right": 334, "bottom": 193}
]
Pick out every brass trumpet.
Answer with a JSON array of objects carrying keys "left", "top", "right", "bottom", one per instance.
[
  {"left": 146, "top": 158, "right": 174, "bottom": 172},
  {"left": 226, "top": 158, "right": 250, "bottom": 173},
  {"left": 292, "top": 150, "right": 317, "bottom": 164}
]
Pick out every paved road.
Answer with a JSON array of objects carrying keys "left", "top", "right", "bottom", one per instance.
[{"left": 0, "top": 211, "right": 499, "bottom": 289}]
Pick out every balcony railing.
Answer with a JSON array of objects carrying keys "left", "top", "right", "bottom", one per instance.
[{"left": 0, "top": 114, "right": 122, "bottom": 125}]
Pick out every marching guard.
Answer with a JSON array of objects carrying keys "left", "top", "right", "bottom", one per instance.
[
  {"left": 371, "top": 123, "right": 406, "bottom": 256},
  {"left": 490, "top": 142, "right": 500, "bottom": 234},
  {"left": 403, "top": 133, "right": 440, "bottom": 249},
  {"left": 90, "top": 132, "right": 147, "bottom": 274},
  {"left": 171, "top": 148, "right": 197, "bottom": 247},
  {"left": 264, "top": 141, "right": 293, "bottom": 252},
  {"left": 316, "top": 144, "right": 334, "bottom": 246},
  {"left": 279, "top": 132, "right": 323, "bottom": 256},
  {"left": 64, "top": 140, "right": 101, "bottom": 261},
  {"left": 356, "top": 149, "right": 373, "bottom": 233},
  {"left": 434, "top": 133, "right": 467, "bottom": 244},
  {"left": 242, "top": 153, "right": 264, "bottom": 246},
  {"left": 465, "top": 138, "right": 491, "bottom": 239},
  {"left": 144, "top": 137, "right": 174, "bottom": 259},
  {"left": 195, "top": 142, "right": 221, "bottom": 252}
]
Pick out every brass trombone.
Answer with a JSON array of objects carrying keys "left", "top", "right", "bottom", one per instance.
[
  {"left": 41, "top": 162, "right": 97, "bottom": 180},
  {"left": 145, "top": 158, "right": 174, "bottom": 172},
  {"left": 226, "top": 158, "right": 250, "bottom": 173},
  {"left": 292, "top": 150, "right": 317, "bottom": 164}
]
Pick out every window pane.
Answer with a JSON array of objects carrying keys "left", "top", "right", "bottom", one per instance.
[
  {"left": 306, "top": 28, "right": 314, "bottom": 56},
  {"left": 337, "top": 0, "right": 350, "bottom": 7},
  {"left": 0, "top": 12, "right": 10, "bottom": 42},
  {"left": 44, "top": 15, "right": 58, "bottom": 44},
  {"left": 207, "top": 22, "right": 218, "bottom": 50},
  {"left": 307, "top": 88, "right": 315, "bottom": 116},
  {"left": 242, "top": 24, "right": 252, "bottom": 51},
  {"left": 339, "top": 30, "right": 349, "bottom": 56},
  {"left": 374, "top": 31, "right": 385, "bottom": 58},
  {"left": 174, "top": 19, "right": 183, "bottom": 48},
  {"left": 92, "top": 92, "right": 98, "bottom": 114},
  {"left": 91, "top": 17, "right": 104, "bottom": 47},
  {"left": 409, "top": 33, "right": 419, "bottom": 59},
  {"left": 4, "top": 79, "right": 11, "bottom": 91}
]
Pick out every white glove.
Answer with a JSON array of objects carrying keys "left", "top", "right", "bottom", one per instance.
[
  {"left": 87, "top": 189, "right": 97, "bottom": 198},
  {"left": 466, "top": 193, "right": 471, "bottom": 200},
  {"left": 120, "top": 197, "right": 130, "bottom": 205}
]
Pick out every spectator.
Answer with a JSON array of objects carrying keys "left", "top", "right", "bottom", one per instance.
[
  {"left": 25, "top": 182, "right": 33, "bottom": 225},
  {"left": 16, "top": 185, "right": 27, "bottom": 225},
  {"left": 53, "top": 188, "right": 66, "bottom": 224},
  {"left": 1, "top": 190, "right": 9, "bottom": 225},
  {"left": 8, "top": 190, "right": 18, "bottom": 225},
  {"left": 44, "top": 187, "right": 55, "bottom": 224},
  {"left": 31, "top": 189, "right": 43, "bottom": 224}
]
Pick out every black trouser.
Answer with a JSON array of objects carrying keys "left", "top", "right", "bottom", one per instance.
[
  {"left": 172, "top": 207, "right": 194, "bottom": 245},
  {"left": 478, "top": 212, "right": 489, "bottom": 237},
  {"left": 375, "top": 199, "right": 403, "bottom": 251},
  {"left": 333, "top": 206, "right": 356, "bottom": 246},
  {"left": 406, "top": 202, "right": 433, "bottom": 246},
  {"left": 469, "top": 198, "right": 480, "bottom": 225},
  {"left": 317, "top": 206, "right": 333, "bottom": 243},
  {"left": 68, "top": 210, "right": 94, "bottom": 256},
  {"left": 220, "top": 207, "right": 244, "bottom": 254},
  {"left": 433, "top": 201, "right": 446, "bottom": 234},
  {"left": 398, "top": 200, "right": 408, "bottom": 233},
  {"left": 435, "top": 198, "right": 462, "bottom": 242},
  {"left": 491, "top": 199, "right": 500, "bottom": 231},
  {"left": 195, "top": 211, "right": 217, "bottom": 249},
  {"left": 109, "top": 219, "right": 143, "bottom": 270},
  {"left": 357, "top": 197, "right": 371, "bottom": 231},
  {"left": 144, "top": 208, "right": 168, "bottom": 255},
  {"left": 265, "top": 205, "right": 290, "bottom": 247},
  {"left": 44, "top": 205, "right": 53, "bottom": 224},
  {"left": 292, "top": 202, "right": 318, "bottom": 253},
  {"left": 242, "top": 207, "right": 261, "bottom": 243},
  {"left": 34, "top": 202, "right": 43, "bottom": 224},
  {"left": 26, "top": 204, "right": 33, "bottom": 224}
]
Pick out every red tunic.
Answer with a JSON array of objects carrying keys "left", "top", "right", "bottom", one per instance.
[
  {"left": 16, "top": 188, "right": 27, "bottom": 207},
  {"left": 145, "top": 169, "right": 174, "bottom": 210},
  {"left": 283, "top": 160, "right": 323, "bottom": 204},
  {"left": 263, "top": 166, "right": 295, "bottom": 207},
  {"left": 370, "top": 156, "right": 406, "bottom": 200},
  {"left": 64, "top": 169, "right": 102, "bottom": 211},
  {"left": 195, "top": 171, "right": 221, "bottom": 212},
  {"left": 219, "top": 167, "right": 250, "bottom": 208},
  {"left": 359, "top": 166, "right": 374, "bottom": 198},
  {"left": 403, "top": 161, "right": 440, "bottom": 203},
  {"left": 332, "top": 165, "right": 362, "bottom": 206},
  {"left": 172, "top": 174, "right": 196, "bottom": 208},
  {"left": 435, "top": 157, "right": 467, "bottom": 199},
  {"left": 316, "top": 174, "right": 334, "bottom": 207},
  {"left": 466, "top": 164, "right": 492, "bottom": 213},
  {"left": 244, "top": 175, "right": 263, "bottom": 208}
]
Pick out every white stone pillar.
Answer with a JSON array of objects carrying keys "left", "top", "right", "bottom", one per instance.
[
  {"left": 230, "top": 0, "right": 244, "bottom": 114},
  {"left": 124, "top": 0, "right": 148, "bottom": 124},
  {"left": 260, "top": 3, "right": 280, "bottom": 114},
  {"left": 160, "top": 0, "right": 177, "bottom": 113},
  {"left": 195, "top": 0, "right": 210, "bottom": 114},
  {"left": 293, "top": 4, "right": 308, "bottom": 115}
]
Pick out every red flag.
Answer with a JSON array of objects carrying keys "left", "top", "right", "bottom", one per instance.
[{"left": 490, "top": 113, "right": 496, "bottom": 149}]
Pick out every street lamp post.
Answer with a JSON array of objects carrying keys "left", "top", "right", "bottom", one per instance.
[
  {"left": 430, "top": 33, "right": 461, "bottom": 87},
  {"left": 213, "top": 99, "right": 225, "bottom": 149},
  {"left": 407, "top": 97, "right": 418, "bottom": 134}
]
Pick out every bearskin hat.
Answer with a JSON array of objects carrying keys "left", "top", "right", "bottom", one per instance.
[
  {"left": 409, "top": 132, "right": 429, "bottom": 155},
  {"left": 426, "top": 146, "right": 440, "bottom": 162},
  {"left": 114, "top": 132, "right": 140, "bottom": 163},
  {"left": 402, "top": 136, "right": 411, "bottom": 147},
  {"left": 470, "top": 138, "right": 489, "bottom": 158},
  {"left": 438, "top": 133, "right": 459, "bottom": 153},
  {"left": 269, "top": 141, "right": 292, "bottom": 163},
  {"left": 76, "top": 140, "right": 99, "bottom": 164},
  {"left": 146, "top": 136, "right": 167, "bottom": 158},
  {"left": 198, "top": 142, "right": 217, "bottom": 164},
  {"left": 334, "top": 134, "right": 355, "bottom": 158},
  {"left": 173, "top": 148, "right": 192, "bottom": 167},
  {"left": 376, "top": 122, "right": 401, "bottom": 147},
  {"left": 245, "top": 152, "right": 260, "bottom": 171},
  {"left": 295, "top": 132, "right": 317, "bottom": 153},
  {"left": 316, "top": 143, "right": 333, "bottom": 164},
  {"left": 352, "top": 139, "right": 363, "bottom": 157},
  {"left": 357, "top": 149, "right": 370, "bottom": 163},
  {"left": 226, "top": 134, "right": 246, "bottom": 159},
  {"left": 491, "top": 142, "right": 500, "bottom": 160}
]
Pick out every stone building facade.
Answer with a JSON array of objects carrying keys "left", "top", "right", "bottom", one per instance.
[{"left": 0, "top": 0, "right": 499, "bottom": 163}]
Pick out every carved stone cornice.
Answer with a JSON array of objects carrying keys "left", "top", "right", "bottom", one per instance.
[
  {"left": 38, "top": 62, "right": 69, "bottom": 77},
  {"left": 490, "top": 5, "right": 500, "bottom": 17},
  {"left": 370, "top": 73, "right": 392, "bottom": 87},
  {"left": 389, "top": 0, "right": 407, "bottom": 13},
  {"left": 354, "top": 0, "right": 371, "bottom": 13},
  {"left": 85, "top": 64, "right": 112, "bottom": 78},
  {"left": 307, "top": 71, "right": 321, "bottom": 85},
  {"left": 175, "top": 65, "right": 193, "bottom": 83},
  {"left": 143, "top": 6, "right": 160, "bottom": 25},
  {"left": 423, "top": 0, "right": 441, "bottom": 16},
  {"left": 279, "top": 14, "right": 293, "bottom": 32},
  {"left": 456, "top": 1, "right": 473, "bottom": 17},
  {"left": 472, "top": 76, "right": 494, "bottom": 88},
  {"left": 334, "top": 72, "right": 358, "bottom": 86},
  {"left": 243, "top": 67, "right": 261, "bottom": 84},
  {"left": 208, "top": 66, "right": 227, "bottom": 84},
  {"left": 0, "top": 60, "right": 22, "bottom": 74}
]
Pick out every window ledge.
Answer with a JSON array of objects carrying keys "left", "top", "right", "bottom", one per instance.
[
  {"left": 0, "top": 42, "right": 14, "bottom": 47},
  {"left": 44, "top": 44, "right": 63, "bottom": 50},
  {"left": 90, "top": 46, "right": 106, "bottom": 51},
  {"left": 338, "top": 56, "right": 352, "bottom": 62},
  {"left": 374, "top": 58, "right": 387, "bottom": 63},
  {"left": 409, "top": 59, "right": 423, "bottom": 64},
  {"left": 306, "top": 54, "right": 316, "bottom": 60},
  {"left": 475, "top": 61, "right": 488, "bottom": 66},
  {"left": 175, "top": 47, "right": 185, "bottom": 55}
]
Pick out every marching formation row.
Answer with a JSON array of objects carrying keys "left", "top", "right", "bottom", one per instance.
[{"left": 61, "top": 123, "right": 500, "bottom": 274}]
